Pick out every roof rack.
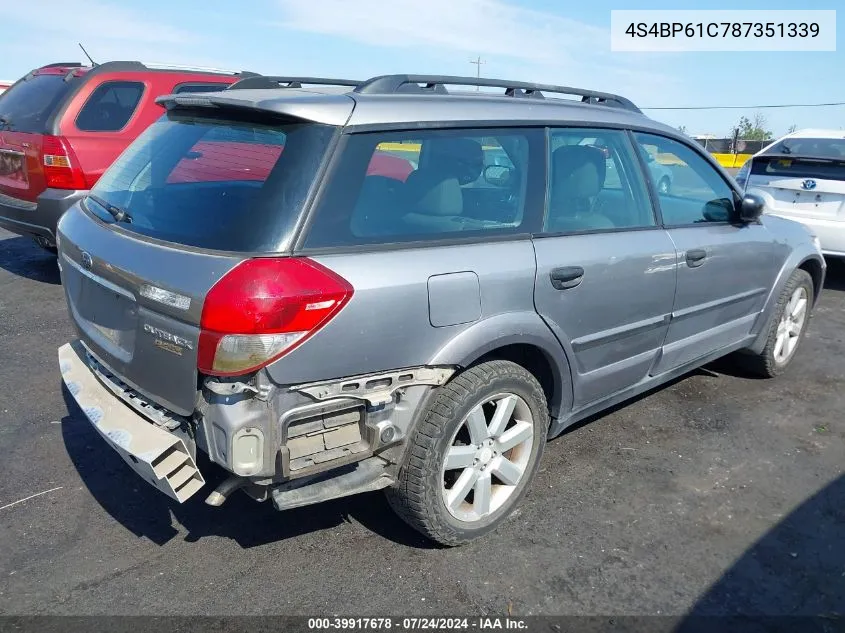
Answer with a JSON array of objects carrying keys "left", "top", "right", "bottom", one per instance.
[
  {"left": 139, "top": 61, "right": 250, "bottom": 76},
  {"left": 40, "top": 62, "right": 84, "bottom": 69},
  {"left": 228, "top": 75, "right": 364, "bottom": 91},
  {"left": 353, "top": 74, "right": 641, "bottom": 113}
]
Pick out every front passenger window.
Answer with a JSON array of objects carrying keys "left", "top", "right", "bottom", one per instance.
[{"left": 633, "top": 133, "right": 736, "bottom": 226}]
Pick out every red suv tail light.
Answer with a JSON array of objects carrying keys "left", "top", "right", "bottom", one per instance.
[
  {"left": 42, "top": 135, "right": 87, "bottom": 190},
  {"left": 197, "top": 257, "right": 354, "bottom": 376}
]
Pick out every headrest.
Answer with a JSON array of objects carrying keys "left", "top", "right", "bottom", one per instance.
[
  {"left": 425, "top": 137, "right": 484, "bottom": 185},
  {"left": 404, "top": 170, "right": 463, "bottom": 216},
  {"left": 551, "top": 145, "right": 606, "bottom": 199}
]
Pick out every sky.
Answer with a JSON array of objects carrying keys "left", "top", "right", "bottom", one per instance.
[{"left": 1, "top": 0, "right": 842, "bottom": 138}]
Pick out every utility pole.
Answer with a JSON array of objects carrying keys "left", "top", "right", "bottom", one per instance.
[{"left": 469, "top": 56, "right": 486, "bottom": 90}]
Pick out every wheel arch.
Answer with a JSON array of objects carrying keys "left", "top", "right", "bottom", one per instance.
[
  {"left": 427, "top": 312, "right": 574, "bottom": 419},
  {"left": 747, "top": 250, "right": 825, "bottom": 355},
  {"left": 797, "top": 255, "right": 825, "bottom": 306}
]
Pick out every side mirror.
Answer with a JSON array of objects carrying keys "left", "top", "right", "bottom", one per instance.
[
  {"left": 483, "top": 164, "right": 513, "bottom": 187},
  {"left": 737, "top": 193, "right": 765, "bottom": 223}
]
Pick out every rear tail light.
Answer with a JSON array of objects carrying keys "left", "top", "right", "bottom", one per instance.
[
  {"left": 42, "top": 135, "right": 87, "bottom": 190},
  {"left": 197, "top": 257, "right": 353, "bottom": 376}
]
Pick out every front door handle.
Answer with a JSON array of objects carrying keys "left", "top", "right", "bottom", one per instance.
[
  {"left": 685, "top": 249, "right": 707, "bottom": 268},
  {"left": 550, "top": 266, "right": 585, "bottom": 290}
]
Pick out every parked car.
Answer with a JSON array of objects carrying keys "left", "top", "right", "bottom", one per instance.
[
  {"left": 735, "top": 129, "right": 845, "bottom": 258},
  {"left": 0, "top": 81, "right": 12, "bottom": 96},
  {"left": 0, "top": 61, "right": 248, "bottom": 252},
  {"left": 56, "top": 74, "right": 825, "bottom": 546}
]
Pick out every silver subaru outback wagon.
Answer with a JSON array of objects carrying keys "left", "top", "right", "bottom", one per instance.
[{"left": 56, "top": 74, "right": 826, "bottom": 545}]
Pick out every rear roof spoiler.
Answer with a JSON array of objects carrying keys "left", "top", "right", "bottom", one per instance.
[{"left": 154, "top": 92, "right": 355, "bottom": 126}]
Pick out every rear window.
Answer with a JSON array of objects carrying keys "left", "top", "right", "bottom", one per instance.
[
  {"left": 766, "top": 137, "right": 845, "bottom": 159},
  {"left": 0, "top": 74, "right": 76, "bottom": 133},
  {"left": 751, "top": 155, "right": 845, "bottom": 181},
  {"left": 76, "top": 81, "right": 145, "bottom": 131},
  {"left": 86, "top": 110, "right": 336, "bottom": 251}
]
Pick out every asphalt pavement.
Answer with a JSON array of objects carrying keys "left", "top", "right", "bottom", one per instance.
[{"left": 0, "top": 228, "right": 842, "bottom": 617}]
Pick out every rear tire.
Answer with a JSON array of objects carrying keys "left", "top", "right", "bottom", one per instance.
[
  {"left": 386, "top": 360, "right": 548, "bottom": 546},
  {"left": 736, "top": 269, "right": 814, "bottom": 377}
]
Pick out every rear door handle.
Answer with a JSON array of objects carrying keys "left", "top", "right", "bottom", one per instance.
[
  {"left": 685, "top": 249, "right": 707, "bottom": 267},
  {"left": 550, "top": 266, "right": 584, "bottom": 290}
]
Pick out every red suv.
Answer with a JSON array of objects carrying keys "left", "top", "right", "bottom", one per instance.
[{"left": 0, "top": 61, "right": 248, "bottom": 251}]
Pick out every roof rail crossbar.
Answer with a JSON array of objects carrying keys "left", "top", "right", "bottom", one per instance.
[
  {"left": 227, "top": 75, "right": 363, "bottom": 91},
  {"left": 354, "top": 74, "right": 641, "bottom": 113}
]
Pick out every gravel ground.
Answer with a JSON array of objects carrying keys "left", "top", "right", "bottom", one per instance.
[{"left": 0, "top": 228, "right": 842, "bottom": 618}]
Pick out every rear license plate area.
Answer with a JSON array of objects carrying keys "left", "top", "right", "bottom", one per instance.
[
  {"left": 0, "top": 149, "right": 27, "bottom": 186},
  {"left": 76, "top": 273, "right": 137, "bottom": 357}
]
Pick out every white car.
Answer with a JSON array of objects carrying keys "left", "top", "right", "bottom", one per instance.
[{"left": 736, "top": 129, "right": 845, "bottom": 257}]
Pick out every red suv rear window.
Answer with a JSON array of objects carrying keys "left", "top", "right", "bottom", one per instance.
[{"left": 0, "top": 73, "right": 77, "bottom": 134}]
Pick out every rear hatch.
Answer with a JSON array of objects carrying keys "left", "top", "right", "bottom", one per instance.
[
  {"left": 0, "top": 67, "right": 88, "bottom": 203},
  {"left": 57, "top": 104, "right": 340, "bottom": 415},
  {"left": 747, "top": 136, "right": 845, "bottom": 221}
]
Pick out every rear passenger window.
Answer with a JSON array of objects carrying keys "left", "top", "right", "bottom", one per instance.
[
  {"left": 546, "top": 128, "right": 655, "bottom": 233},
  {"left": 76, "top": 81, "right": 144, "bottom": 132},
  {"left": 633, "top": 133, "right": 736, "bottom": 225},
  {"left": 304, "top": 128, "right": 543, "bottom": 248}
]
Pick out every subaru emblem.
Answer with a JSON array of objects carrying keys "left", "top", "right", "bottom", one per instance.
[
  {"left": 81, "top": 252, "right": 93, "bottom": 270},
  {"left": 801, "top": 179, "right": 817, "bottom": 191}
]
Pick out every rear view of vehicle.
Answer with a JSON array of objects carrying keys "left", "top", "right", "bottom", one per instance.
[
  {"left": 0, "top": 62, "right": 242, "bottom": 251},
  {"left": 741, "top": 130, "right": 845, "bottom": 257}
]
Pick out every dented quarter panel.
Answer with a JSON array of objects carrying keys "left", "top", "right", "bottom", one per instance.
[{"left": 264, "top": 240, "right": 538, "bottom": 385}]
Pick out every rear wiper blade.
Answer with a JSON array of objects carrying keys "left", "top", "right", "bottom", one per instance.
[
  {"left": 0, "top": 115, "right": 12, "bottom": 129},
  {"left": 88, "top": 194, "right": 132, "bottom": 223}
]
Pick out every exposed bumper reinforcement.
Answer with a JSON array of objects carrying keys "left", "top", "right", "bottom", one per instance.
[
  {"left": 290, "top": 366, "right": 455, "bottom": 407},
  {"left": 271, "top": 456, "right": 394, "bottom": 511},
  {"left": 58, "top": 340, "right": 204, "bottom": 503}
]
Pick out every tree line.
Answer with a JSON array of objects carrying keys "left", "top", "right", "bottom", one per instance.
[{"left": 677, "top": 114, "right": 797, "bottom": 142}]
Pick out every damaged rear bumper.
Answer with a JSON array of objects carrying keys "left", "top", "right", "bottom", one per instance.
[
  {"left": 59, "top": 338, "right": 455, "bottom": 510},
  {"left": 59, "top": 340, "right": 205, "bottom": 503}
]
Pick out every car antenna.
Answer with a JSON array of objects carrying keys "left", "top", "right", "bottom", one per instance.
[{"left": 78, "top": 43, "right": 98, "bottom": 67}]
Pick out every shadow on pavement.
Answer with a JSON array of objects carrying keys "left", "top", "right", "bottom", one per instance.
[
  {"left": 59, "top": 383, "right": 437, "bottom": 550},
  {"left": 824, "top": 257, "right": 845, "bottom": 292},
  {"left": 676, "top": 474, "right": 845, "bottom": 631},
  {"left": 0, "top": 235, "right": 61, "bottom": 284}
]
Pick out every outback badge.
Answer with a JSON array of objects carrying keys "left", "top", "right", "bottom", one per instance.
[{"left": 143, "top": 323, "right": 194, "bottom": 356}]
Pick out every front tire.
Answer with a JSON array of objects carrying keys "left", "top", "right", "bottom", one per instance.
[
  {"left": 386, "top": 360, "right": 548, "bottom": 546},
  {"left": 737, "top": 268, "right": 814, "bottom": 377}
]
